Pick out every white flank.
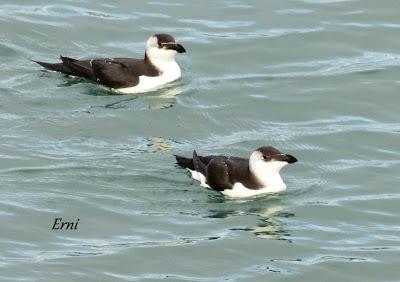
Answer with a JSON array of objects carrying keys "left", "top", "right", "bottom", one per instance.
[
  {"left": 221, "top": 182, "right": 286, "bottom": 198},
  {"left": 113, "top": 61, "right": 181, "bottom": 94},
  {"left": 187, "top": 168, "right": 210, "bottom": 188}
]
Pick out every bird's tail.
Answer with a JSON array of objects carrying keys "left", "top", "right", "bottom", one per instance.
[
  {"left": 174, "top": 155, "right": 194, "bottom": 170},
  {"left": 33, "top": 56, "right": 94, "bottom": 80},
  {"left": 33, "top": 56, "right": 81, "bottom": 75},
  {"left": 33, "top": 60, "right": 68, "bottom": 73}
]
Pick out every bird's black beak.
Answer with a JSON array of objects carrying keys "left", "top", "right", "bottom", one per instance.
[
  {"left": 162, "top": 43, "right": 186, "bottom": 53},
  {"left": 284, "top": 154, "right": 298, "bottom": 164},
  {"left": 272, "top": 154, "right": 298, "bottom": 163}
]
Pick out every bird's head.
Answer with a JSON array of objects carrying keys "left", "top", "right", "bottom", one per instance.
[
  {"left": 145, "top": 33, "right": 186, "bottom": 63},
  {"left": 249, "top": 146, "right": 297, "bottom": 175}
]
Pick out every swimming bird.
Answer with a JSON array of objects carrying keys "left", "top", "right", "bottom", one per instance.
[
  {"left": 175, "top": 146, "right": 297, "bottom": 198},
  {"left": 34, "top": 34, "right": 186, "bottom": 94}
]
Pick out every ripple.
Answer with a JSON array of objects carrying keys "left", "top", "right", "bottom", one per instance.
[
  {"left": 301, "top": 193, "right": 400, "bottom": 206},
  {"left": 135, "top": 12, "right": 170, "bottom": 19},
  {"left": 204, "top": 27, "right": 323, "bottom": 40},
  {"left": 196, "top": 117, "right": 400, "bottom": 149},
  {"left": 275, "top": 9, "right": 314, "bottom": 15},
  {"left": 323, "top": 245, "right": 400, "bottom": 252},
  {"left": 0, "top": 43, "right": 19, "bottom": 57},
  {"left": 0, "top": 164, "right": 98, "bottom": 174},
  {"left": 340, "top": 10, "right": 365, "bottom": 16},
  {"left": 0, "top": 113, "right": 22, "bottom": 121},
  {"left": 270, "top": 255, "right": 378, "bottom": 264},
  {"left": 341, "top": 22, "right": 372, "bottom": 28},
  {"left": 299, "top": 0, "right": 353, "bottom": 3},
  {"left": 148, "top": 1, "right": 184, "bottom": 6},
  {"left": 0, "top": 239, "right": 37, "bottom": 247},
  {"left": 265, "top": 52, "right": 400, "bottom": 77},
  {"left": 0, "top": 194, "right": 60, "bottom": 213},
  {"left": 381, "top": 23, "right": 400, "bottom": 28},
  {"left": 104, "top": 272, "right": 219, "bottom": 282},
  {"left": 320, "top": 159, "right": 400, "bottom": 172},
  {"left": 179, "top": 19, "right": 254, "bottom": 29},
  {"left": 0, "top": 4, "right": 172, "bottom": 23},
  {"left": 220, "top": 0, "right": 253, "bottom": 9},
  {"left": 4, "top": 233, "right": 225, "bottom": 262}
]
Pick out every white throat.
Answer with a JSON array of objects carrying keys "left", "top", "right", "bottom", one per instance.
[
  {"left": 249, "top": 151, "right": 287, "bottom": 193},
  {"left": 145, "top": 41, "right": 181, "bottom": 74},
  {"left": 145, "top": 49, "right": 181, "bottom": 82}
]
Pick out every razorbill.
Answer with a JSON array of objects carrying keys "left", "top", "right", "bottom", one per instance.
[
  {"left": 175, "top": 146, "right": 297, "bottom": 198},
  {"left": 34, "top": 34, "right": 186, "bottom": 94}
]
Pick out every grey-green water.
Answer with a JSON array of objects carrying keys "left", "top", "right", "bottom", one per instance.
[{"left": 1, "top": 0, "right": 400, "bottom": 281}]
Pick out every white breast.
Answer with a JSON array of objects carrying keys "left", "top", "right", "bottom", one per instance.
[
  {"left": 221, "top": 182, "right": 286, "bottom": 198},
  {"left": 113, "top": 61, "right": 181, "bottom": 94}
]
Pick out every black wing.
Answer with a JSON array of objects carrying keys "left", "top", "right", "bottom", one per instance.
[
  {"left": 192, "top": 150, "right": 207, "bottom": 176},
  {"left": 174, "top": 153, "right": 224, "bottom": 170},
  {"left": 34, "top": 55, "right": 160, "bottom": 88},
  {"left": 206, "top": 158, "right": 233, "bottom": 191},
  {"left": 91, "top": 59, "right": 139, "bottom": 88},
  {"left": 225, "top": 157, "right": 262, "bottom": 189}
]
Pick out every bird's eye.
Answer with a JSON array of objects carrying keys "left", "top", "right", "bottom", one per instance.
[
  {"left": 263, "top": 155, "right": 268, "bottom": 160},
  {"left": 158, "top": 42, "right": 162, "bottom": 47}
]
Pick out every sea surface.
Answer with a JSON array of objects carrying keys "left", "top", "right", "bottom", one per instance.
[{"left": 1, "top": 0, "right": 399, "bottom": 281}]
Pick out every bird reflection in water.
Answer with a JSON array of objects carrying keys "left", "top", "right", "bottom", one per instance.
[
  {"left": 206, "top": 200, "right": 294, "bottom": 241},
  {"left": 147, "top": 87, "right": 182, "bottom": 110},
  {"left": 87, "top": 85, "right": 182, "bottom": 110},
  {"left": 244, "top": 205, "right": 293, "bottom": 241}
]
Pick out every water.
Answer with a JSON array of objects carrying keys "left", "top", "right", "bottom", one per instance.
[{"left": 1, "top": 0, "right": 399, "bottom": 281}]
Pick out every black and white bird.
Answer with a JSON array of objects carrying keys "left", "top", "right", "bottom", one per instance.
[
  {"left": 175, "top": 146, "right": 297, "bottom": 198},
  {"left": 34, "top": 34, "right": 186, "bottom": 94}
]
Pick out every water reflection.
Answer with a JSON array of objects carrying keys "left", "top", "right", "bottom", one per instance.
[
  {"left": 206, "top": 198, "right": 294, "bottom": 241},
  {"left": 48, "top": 72, "right": 183, "bottom": 109},
  {"left": 245, "top": 205, "right": 294, "bottom": 241},
  {"left": 88, "top": 85, "right": 183, "bottom": 110},
  {"left": 56, "top": 76, "right": 94, "bottom": 88},
  {"left": 93, "top": 96, "right": 138, "bottom": 109},
  {"left": 146, "top": 136, "right": 175, "bottom": 152},
  {"left": 115, "top": 136, "right": 179, "bottom": 154},
  {"left": 146, "top": 87, "right": 182, "bottom": 110}
]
